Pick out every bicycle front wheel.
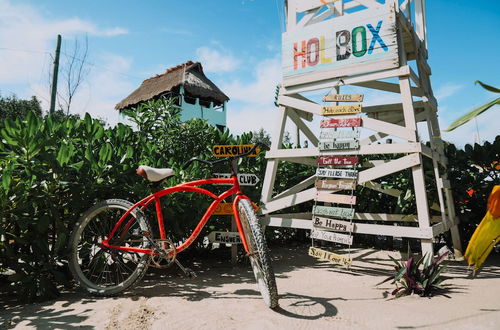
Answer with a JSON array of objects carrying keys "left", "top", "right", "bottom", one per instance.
[
  {"left": 238, "top": 199, "right": 279, "bottom": 309},
  {"left": 69, "top": 199, "right": 151, "bottom": 296}
]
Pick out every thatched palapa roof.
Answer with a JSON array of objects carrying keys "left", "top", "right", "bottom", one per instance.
[{"left": 115, "top": 61, "right": 229, "bottom": 110}]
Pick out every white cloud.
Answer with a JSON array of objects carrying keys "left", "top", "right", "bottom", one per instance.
[
  {"left": 0, "top": 0, "right": 128, "bottom": 84},
  {"left": 435, "top": 83, "right": 464, "bottom": 101},
  {"left": 222, "top": 56, "right": 281, "bottom": 105},
  {"left": 195, "top": 46, "right": 240, "bottom": 73}
]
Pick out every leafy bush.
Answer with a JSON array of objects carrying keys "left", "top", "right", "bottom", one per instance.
[
  {"left": 0, "top": 99, "right": 262, "bottom": 301},
  {"left": 378, "top": 252, "right": 449, "bottom": 297}
]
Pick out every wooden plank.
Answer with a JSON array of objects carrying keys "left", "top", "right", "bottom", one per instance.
[
  {"left": 321, "top": 104, "right": 362, "bottom": 116},
  {"left": 261, "top": 187, "right": 317, "bottom": 214},
  {"left": 320, "top": 117, "right": 362, "bottom": 128},
  {"left": 358, "top": 154, "right": 420, "bottom": 183},
  {"left": 212, "top": 145, "right": 260, "bottom": 157},
  {"left": 278, "top": 95, "right": 321, "bottom": 115},
  {"left": 316, "top": 193, "right": 357, "bottom": 205},
  {"left": 271, "top": 175, "right": 317, "bottom": 201},
  {"left": 362, "top": 117, "right": 416, "bottom": 141},
  {"left": 207, "top": 231, "right": 241, "bottom": 244},
  {"left": 282, "top": 5, "right": 399, "bottom": 87},
  {"left": 362, "top": 181, "right": 401, "bottom": 198},
  {"left": 311, "top": 228, "right": 353, "bottom": 245},
  {"left": 265, "top": 143, "right": 422, "bottom": 159},
  {"left": 308, "top": 247, "right": 352, "bottom": 266},
  {"left": 294, "top": 0, "right": 339, "bottom": 13},
  {"left": 316, "top": 168, "right": 358, "bottom": 179},
  {"left": 323, "top": 94, "right": 364, "bottom": 102},
  {"left": 319, "top": 140, "right": 359, "bottom": 151},
  {"left": 315, "top": 179, "right": 357, "bottom": 191},
  {"left": 313, "top": 216, "right": 354, "bottom": 232},
  {"left": 319, "top": 129, "right": 360, "bottom": 140},
  {"left": 317, "top": 156, "right": 359, "bottom": 166},
  {"left": 283, "top": 66, "right": 410, "bottom": 95},
  {"left": 313, "top": 205, "right": 355, "bottom": 219},
  {"left": 287, "top": 107, "right": 319, "bottom": 146}
]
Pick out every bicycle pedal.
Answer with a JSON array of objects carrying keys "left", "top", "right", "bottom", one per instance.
[{"left": 184, "top": 268, "right": 197, "bottom": 279}]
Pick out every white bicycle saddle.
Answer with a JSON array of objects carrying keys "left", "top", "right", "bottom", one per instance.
[{"left": 136, "top": 165, "right": 175, "bottom": 182}]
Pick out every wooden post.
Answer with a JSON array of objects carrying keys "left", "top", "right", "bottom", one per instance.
[
  {"left": 49, "top": 34, "right": 62, "bottom": 114},
  {"left": 231, "top": 159, "right": 238, "bottom": 265}
]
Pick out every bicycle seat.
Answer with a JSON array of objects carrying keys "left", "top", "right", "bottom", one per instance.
[{"left": 136, "top": 165, "right": 175, "bottom": 182}]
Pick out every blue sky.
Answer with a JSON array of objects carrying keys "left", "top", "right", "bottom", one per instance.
[{"left": 0, "top": 0, "right": 498, "bottom": 147}]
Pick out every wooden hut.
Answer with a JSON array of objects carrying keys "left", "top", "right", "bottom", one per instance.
[{"left": 115, "top": 61, "right": 229, "bottom": 130}]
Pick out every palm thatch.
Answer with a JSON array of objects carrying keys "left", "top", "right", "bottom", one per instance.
[{"left": 115, "top": 61, "right": 229, "bottom": 110}]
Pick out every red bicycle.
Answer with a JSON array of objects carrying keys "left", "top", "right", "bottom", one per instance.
[{"left": 68, "top": 143, "right": 278, "bottom": 308}]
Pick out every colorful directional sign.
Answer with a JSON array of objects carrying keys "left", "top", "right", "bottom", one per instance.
[
  {"left": 311, "top": 228, "right": 353, "bottom": 245},
  {"left": 213, "top": 202, "right": 260, "bottom": 215},
  {"left": 316, "top": 193, "right": 357, "bottom": 205},
  {"left": 320, "top": 117, "right": 362, "bottom": 128},
  {"left": 318, "top": 140, "right": 359, "bottom": 151},
  {"left": 207, "top": 231, "right": 242, "bottom": 244},
  {"left": 212, "top": 145, "right": 261, "bottom": 157},
  {"left": 316, "top": 168, "right": 358, "bottom": 179},
  {"left": 313, "top": 205, "right": 355, "bottom": 219},
  {"left": 313, "top": 216, "right": 354, "bottom": 232},
  {"left": 321, "top": 104, "right": 362, "bottom": 116},
  {"left": 322, "top": 94, "right": 364, "bottom": 102},
  {"left": 315, "top": 179, "right": 357, "bottom": 191},
  {"left": 308, "top": 246, "right": 353, "bottom": 267},
  {"left": 319, "top": 129, "right": 360, "bottom": 140},
  {"left": 317, "top": 156, "right": 359, "bottom": 166},
  {"left": 213, "top": 173, "right": 260, "bottom": 186}
]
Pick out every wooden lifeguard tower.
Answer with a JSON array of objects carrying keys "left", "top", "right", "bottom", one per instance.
[{"left": 260, "top": 0, "right": 462, "bottom": 257}]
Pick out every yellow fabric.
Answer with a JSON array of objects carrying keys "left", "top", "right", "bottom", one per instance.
[{"left": 464, "top": 185, "right": 500, "bottom": 273}]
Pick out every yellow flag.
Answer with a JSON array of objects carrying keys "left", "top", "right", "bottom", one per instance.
[{"left": 464, "top": 185, "right": 500, "bottom": 273}]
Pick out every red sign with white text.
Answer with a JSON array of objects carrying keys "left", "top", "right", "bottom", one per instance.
[
  {"left": 320, "top": 117, "right": 362, "bottom": 128},
  {"left": 317, "top": 156, "right": 359, "bottom": 166}
]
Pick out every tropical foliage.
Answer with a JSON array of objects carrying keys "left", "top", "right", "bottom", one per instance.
[
  {"left": 444, "top": 81, "right": 499, "bottom": 132},
  {"left": 379, "top": 252, "right": 449, "bottom": 297}
]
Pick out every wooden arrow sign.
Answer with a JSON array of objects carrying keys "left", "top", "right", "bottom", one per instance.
[
  {"left": 207, "top": 231, "right": 242, "bottom": 244},
  {"left": 321, "top": 104, "right": 362, "bottom": 116},
  {"left": 320, "top": 117, "right": 362, "bottom": 128},
  {"left": 213, "top": 173, "right": 260, "bottom": 186},
  {"left": 317, "top": 156, "right": 359, "bottom": 166},
  {"left": 212, "top": 145, "right": 260, "bottom": 157},
  {"left": 311, "top": 228, "right": 353, "bottom": 245},
  {"left": 319, "top": 129, "right": 360, "bottom": 140},
  {"left": 213, "top": 202, "right": 259, "bottom": 215},
  {"left": 315, "top": 179, "right": 357, "bottom": 191},
  {"left": 313, "top": 205, "right": 355, "bottom": 219},
  {"left": 316, "top": 193, "right": 357, "bottom": 205},
  {"left": 316, "top": 168, "right": 358, "bottom": 179},
  {"left": 322, "top": 94, "right": 364, "bottom": 102},
  {"left": 319, "top": 140, "right": 359, "bottom": 151},
  {"left": 308, "top": 246, "right": 352, "bottom": 267},
  {"left": 313, "top": 216, "right": 354, "bottom": 232}
]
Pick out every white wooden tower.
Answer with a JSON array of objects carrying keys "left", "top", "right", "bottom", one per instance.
[{"left": 260, "top": 0, "right": 462, "bottom": 257}]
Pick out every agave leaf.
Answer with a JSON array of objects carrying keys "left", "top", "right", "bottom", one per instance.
[
  {"left": 376, "top": 275, "right": 395, "bottom": 286},
  {"left": 388, "top": 255, "right": 403, "bottom": 268},
  {"left": 394, "top": 266, "right": 407, "bottom": 282},
  {"left": 443, "top": 97, "right": 499, "bottom": 132},
  {"left": 476, "top": 80, "right": 500, "bottom": 93}
]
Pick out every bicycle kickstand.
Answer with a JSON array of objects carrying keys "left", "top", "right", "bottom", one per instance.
[{"left": 174, "top": 259, "right": 197, "bottom": 279}]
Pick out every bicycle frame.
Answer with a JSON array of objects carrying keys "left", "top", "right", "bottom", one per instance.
[{"left": 101, "top": 174, "right": 253, "bottom": 256}]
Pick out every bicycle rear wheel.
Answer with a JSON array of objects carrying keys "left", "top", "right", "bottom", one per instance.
[
  {"left": 69, "top": 199, "right": 151, "bottom": 296},
  {"left": 238, "top": 199, "right": 279, "bottom": 309}
]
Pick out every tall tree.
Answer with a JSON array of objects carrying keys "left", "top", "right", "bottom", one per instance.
[{"left": 57, "top": 35, "right": 90, "bottom": 115}]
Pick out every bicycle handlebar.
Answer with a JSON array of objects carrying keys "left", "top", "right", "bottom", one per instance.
[{"left": 181, "top": 142, "right": 270, "bottom": 170}]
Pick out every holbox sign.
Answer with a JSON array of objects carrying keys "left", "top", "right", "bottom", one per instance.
[{"left": 282, "top": 5, "right": 398, "bottom": 86}]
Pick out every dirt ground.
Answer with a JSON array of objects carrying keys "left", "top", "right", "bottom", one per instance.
[{"left": 1, "top": 246, "right": 500, "bottom": 329}]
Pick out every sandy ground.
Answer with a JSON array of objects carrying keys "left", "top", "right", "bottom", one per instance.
[{"left": 1, "top": 246, "right": 500, "bottom": 330}]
